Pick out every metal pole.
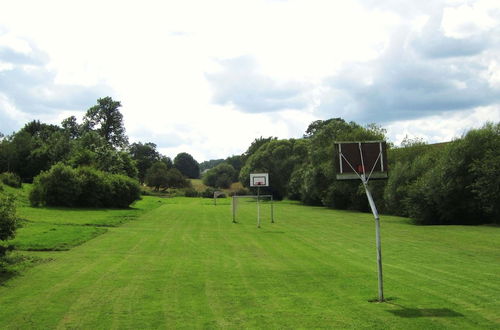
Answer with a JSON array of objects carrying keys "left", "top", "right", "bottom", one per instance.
[
  {"left": 232, "top": 196, "right": 236, "bottom": 223},
  {"left": 362, "top": 176, "right": 384, "bottom": 302},
  {"left": 257, "top": 187, "right": 261, "bottom": 228},
  {"left": 271, "top": 195, "right": 274, "bottom": 223}
]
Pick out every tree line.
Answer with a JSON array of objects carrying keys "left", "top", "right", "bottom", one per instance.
[
  {"left": 0, "top": 97, "right": 202, "bottom": 203},
  {"left": 1, "top": 96, "right": 498, "bottom": 227},
  {"left": 202, "top": 118, "right": 499, "bottom": 226}
]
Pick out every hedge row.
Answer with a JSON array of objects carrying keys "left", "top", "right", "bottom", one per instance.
[
  {"left": 0, "top": 172, "right": 22, "bottom": 188},
  {"left": 30, "top": 163, "right": 141, "bottom": 208}
]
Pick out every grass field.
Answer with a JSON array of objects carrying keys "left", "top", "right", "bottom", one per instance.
[{"left": 0, "top": 192, "right": 499, "bottom": 328}]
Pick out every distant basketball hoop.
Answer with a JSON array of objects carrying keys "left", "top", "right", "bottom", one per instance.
[{"left": 250, "top": 173, "right": 269, "bottom": 187}]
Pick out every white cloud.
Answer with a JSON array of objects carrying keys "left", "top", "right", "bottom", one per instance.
[
  {"left": 0, "top": 0, "right": 499, "bottom": 161},
  {"left": 386, "top": 105, "right": 500, "bottom": 146}
]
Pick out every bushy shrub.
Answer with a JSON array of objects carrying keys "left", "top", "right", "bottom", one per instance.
[
  {"left": 201, "top": 187, "right": 216, "bottom": 198},
  {"left": 30, "top": 164, "right": 81, "bottom": 207},
  {"left": 104, "top": 174, "right": 141, "bottom": 208},
  {"left": 184, "top": 188, "right": 199, "bottom": 197},
  {"left": 30, "top": 163, "right": 140, "bottom": 208},
  {"left": 229, "top": 187, "right": 250, "bottom": 196},
  {"left": 0, "top": 172, "right": 22, "bottom": 188},
  {"left": 405, "top": 123, "right": 500, "bottom": 225},
  {"left": 203, "top": 163, "right": 237, "bottom": 188},
  {"left": 0, "top": 193, "right": 18, "bottom": 249}
]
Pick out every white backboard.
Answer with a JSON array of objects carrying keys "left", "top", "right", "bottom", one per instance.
[{"left": 250, "top": 173, "right": 269, "bottom": 187}]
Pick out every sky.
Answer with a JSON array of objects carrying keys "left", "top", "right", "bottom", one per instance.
[{"left": 1, "top": 0, "right": 499, "bottom": 161}]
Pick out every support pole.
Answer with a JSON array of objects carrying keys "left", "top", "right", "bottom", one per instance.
[
  {"left": 257, "top": 187, "right": 261, "bottom": 228},
  {"left": 271, "top": 195, "right": 274, "bottom": 223},
  {"left": 232, "top": 196, "right": 236, "bottom": 223},
  {"left": 362, "top": 176, "right": 384, "bottom": 302}
]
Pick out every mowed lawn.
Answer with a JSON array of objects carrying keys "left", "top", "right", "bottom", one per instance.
[{"left": 0, "top": 197, "right": 499, "bottom": 329}]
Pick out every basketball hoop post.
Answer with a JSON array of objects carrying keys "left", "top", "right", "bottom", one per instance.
[
  {"left": 335, "top": 142, "right": 387, "bottom": 302},
  {"left": 257, "top": 186, "right": 261, "bottom": 228},
  {"left": 362, "top": 175, "right": 384, "bottom": 302}
]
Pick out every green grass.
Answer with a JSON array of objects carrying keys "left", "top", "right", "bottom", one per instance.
[
  {"left": 2, "top": 184, "right": 166, "bottom": 251},
  {"left": 0, "top": 195, "right": 499, "bottom": 328},
  {"left": 8, "top": 222, "right": 107, "bottom": 251}
]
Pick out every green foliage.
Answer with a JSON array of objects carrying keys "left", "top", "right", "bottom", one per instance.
[
  {"left": 240, "top": 139, "right": 309, "bottom": 200},
  {"left": 82, "top": 97, "right": 128, "bottom": 149},
  {"left": 174, "top": 152, "right": 200, "bottom": 179},
  {"left": 0, "top": 193, "right": 17, "bottom": 242},
  {"left": 242, "top": 136, "right": 277, "bottom": 162},
  {"left": 30, "top": 163, "right": 140, "bottom": 208},
  {"left": 201, "top": 187, "right": 217, "bottom": 198},
  {"left": 61, "top": 115, "right": 81, "bottom": 139},
  {"left": 183, "top": 188, "right": 199, "bottom": 197},
  {"left": 383, "top": 145, "right": 440, "bottom": 217},
  {"left": 145, "top": 162, "right": 169, "bottom": 191},
  {"left": 30, "top": 163, "right": 82, "bottom": 207},
  {"left": 405, "top": 123, "right": 500, "bottom": 225},
  {"left": 145, "top": 163, "right": 189, "bottom": 191},
  {"left": 68, "top": 132, "right": 138, "bottom": 178},
  {"left": 128, "top": 142, "right": 160, "bottom": 183},
  {"left": 0, "top": 172, "right": 22, "bottom": 188},
  {"left": 199, "top": 159, "right": 224, "bottom": 173},
  {"left": 293, "top": 119, "right": 387, "bottom": 209},
  {"left": 202, "top": 163, "right": 237, "bottom": 188},
  {"left": 165, "top": 168, "right": 190, "bottom": 189}
]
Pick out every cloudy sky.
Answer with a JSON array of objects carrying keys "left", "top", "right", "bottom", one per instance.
[{"left": 1, "top": 0, "right": 499, "bottom": 161}]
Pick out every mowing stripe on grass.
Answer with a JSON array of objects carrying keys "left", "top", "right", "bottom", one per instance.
[{"left": 0, "top": 198, "right": 498, "bottom": 328}]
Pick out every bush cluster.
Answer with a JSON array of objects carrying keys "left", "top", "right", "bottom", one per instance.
[
  {"left": 0, "top": 193, "right": 18, "bottom": 256},
  {"left": 398, "top": 123, "right": 500, "bottom": 225},
  {"left": 184, "top": 188, "right": 199, "bottom": 197},
  {"left": 0, "top": 172, "right": 22, "bottom": 188},
  {"left": 203, "top": 163, "right": 237, "bottom": 189},
  {"left": 29, "top": 163, "right": 141, "bottom": 208}
]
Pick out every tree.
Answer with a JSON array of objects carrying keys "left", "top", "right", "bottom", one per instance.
[
  {"left": 405, "top": 122, "right": 500, "bottom": 225},
  {"left": 239, "top": 139, "right": 308, "bottom": 200},
  {"left": 160, "top": 156, "right": 173, "bottom": 169},
  {"left": 225, "top": 155, "right": 244, "bottom": 175},
  {"left": 83, "top": 97, "right": 128, "bottom": 149},
  {"left": 145, "top": 162, "right": 169, "bottom": 191},
  {"left": 61, "top": 116, "right": 81, "bottom": 139},
  {"left": 165, "top": 168, "right": 189, "bottom": 189},
  {"left": 296, "top": 118, "right": 387, "bottom": 209},
  {"left": 203, "top": 163, "right": 237, "bottom": 188},
  {"left": 242, "top": 136, "right": 277, "bottom": 163},
  {"left": 174, "top": 152, "right": 199, "bottom": 179},
  {"left": 145, "top": 162, "right": 189, "bottom": 191},
  {"left": 128, "top": 142, "right": 160, "bottom": 183}
]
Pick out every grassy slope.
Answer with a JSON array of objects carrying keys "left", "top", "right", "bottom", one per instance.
[
  {"left": 0, "top": 197, "right": 498, "bottom": 328},
  {"left": 3, "top": 185, "right": 166, "bottom": 251}
]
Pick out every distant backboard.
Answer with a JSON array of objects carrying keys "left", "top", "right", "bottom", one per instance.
[
  {"left": 334, "top": 141, "right": 388, "bottom": 180},
  {"left": 250, "top": 173, "right": 269, "bottom": 187}
]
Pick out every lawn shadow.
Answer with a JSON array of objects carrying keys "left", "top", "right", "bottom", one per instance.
[
  {"left": 384, "top": 300, "right": 463, "bottom": 318},
  {"left": 388, "top": 308, "right": 463, "bottom": 318}
]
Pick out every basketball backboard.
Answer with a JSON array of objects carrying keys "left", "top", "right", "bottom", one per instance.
[
  {"left": 334, "top": 141, "right": 388, "bottom": 180},
  {"left": 250, "top": 173, "right": 269, "bottom": 187}
]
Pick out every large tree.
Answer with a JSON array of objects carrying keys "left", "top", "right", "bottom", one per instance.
[
  {"left": 145, "top": 162, "right": 189, "bottom": 191},
  {"left": 174, "top": 152, "right": 199, "bottom": 179},
  {"left": 129, "top": 142, "right": 160, "bottom": 183},
  {"left": 61, "top": 115, "right": 81, "bottom": 139},
  {"left": 203, "top": 163, "right": 237, "bottom": 188},
  {"left": 83, "top": 97, "right": 128, "bottom": 149}
]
